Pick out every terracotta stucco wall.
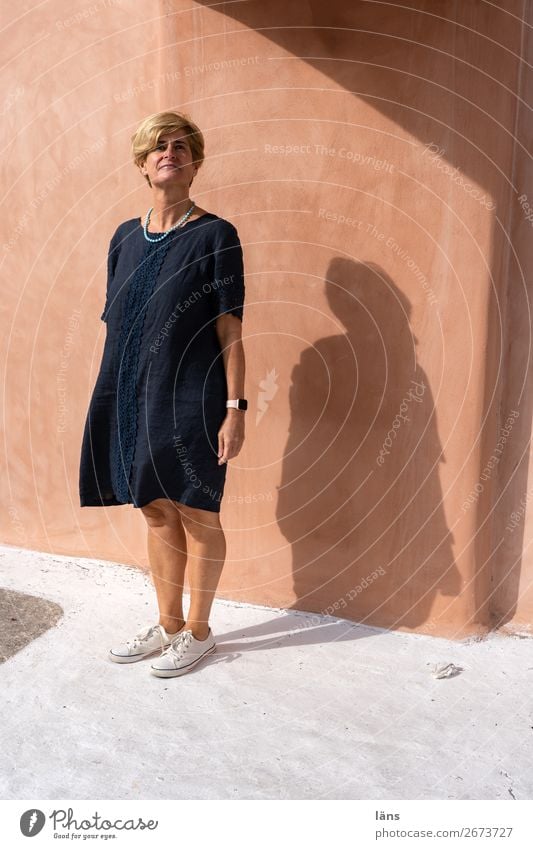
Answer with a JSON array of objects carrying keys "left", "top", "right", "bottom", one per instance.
[{"left": 2, "top": 1, "right": 531, "bottom": 639}]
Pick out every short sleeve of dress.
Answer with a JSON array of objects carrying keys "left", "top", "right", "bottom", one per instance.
[
  {"left": 210, "top": 222, "right": 245, "bottom": 322},
  {"left": 100, "top": 225, "right": 122, "bottom": 322}
]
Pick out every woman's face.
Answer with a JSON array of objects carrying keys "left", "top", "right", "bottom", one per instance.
[{"left": 141, "top": 129, "right": 198, "bottom": 190}]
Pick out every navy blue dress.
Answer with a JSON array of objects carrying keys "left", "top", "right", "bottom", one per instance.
[{"left": 79, "top": 212, "right": 245, "bottom": 513}]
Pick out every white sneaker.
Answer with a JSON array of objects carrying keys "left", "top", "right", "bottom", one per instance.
[
  {"left": 150, "top": 628, "right": 216, "bottom": 677},
  {"left": 108, "top": 623, "right": 183, "bottom": 663}
]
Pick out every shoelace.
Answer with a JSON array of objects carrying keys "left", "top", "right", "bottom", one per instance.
[
  {"left": 126, "top": 624, "right": 167, "bottom": 652},
  {"left": 161, "top": 629, "right": 194, "bottom": 663}
]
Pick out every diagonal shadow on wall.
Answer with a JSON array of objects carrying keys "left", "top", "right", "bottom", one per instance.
[{"left": 189, "top": 0, "right": 532, "bottom": 633}]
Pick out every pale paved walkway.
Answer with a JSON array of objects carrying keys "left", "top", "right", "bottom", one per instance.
[{"left": 1, "top": 544, "right": 532, "bottom": 800}]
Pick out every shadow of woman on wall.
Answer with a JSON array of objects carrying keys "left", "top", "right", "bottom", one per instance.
[{"left": 276, "top": 258, "right": 461, "bottom": 636}]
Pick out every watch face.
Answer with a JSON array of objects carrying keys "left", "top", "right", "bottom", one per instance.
[{"left": 238, "top": 399, "right": 248, "bottom": 410}]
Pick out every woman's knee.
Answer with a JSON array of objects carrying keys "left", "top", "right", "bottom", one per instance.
[
  {"left": 178, "top": 503, "right": 223, "bottom": 537},
  {"left": 140, "top": 498, "right": 182, "bottom": 529}
]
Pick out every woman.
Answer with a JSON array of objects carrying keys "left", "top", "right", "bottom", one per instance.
[{"left": 79, "top": 110, "right": 247, "bottom": 678}]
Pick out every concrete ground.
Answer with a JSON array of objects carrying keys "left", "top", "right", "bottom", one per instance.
[{"left": 1, "top": 543, "right": 532, "bottom": 801}]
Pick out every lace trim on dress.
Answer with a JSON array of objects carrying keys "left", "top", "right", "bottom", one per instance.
[{"left": 111, "top": 238, "right": 173, "bottom": 503}]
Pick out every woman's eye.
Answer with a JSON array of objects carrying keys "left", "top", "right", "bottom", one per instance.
[{"left": 155, "top": 142, "right": 185, "bottom": 151}]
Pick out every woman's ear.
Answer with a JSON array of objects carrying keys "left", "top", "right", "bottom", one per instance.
[{"left": 140, "top": 161, "right": 151, "bottom": 186}]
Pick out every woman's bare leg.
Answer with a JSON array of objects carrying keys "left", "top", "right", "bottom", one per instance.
[
  {"left": 178, "top": 503, "right": 226, "bottom": 640},
  {"left": 140, "top": 499, "right": 188, "bottom": 634}
]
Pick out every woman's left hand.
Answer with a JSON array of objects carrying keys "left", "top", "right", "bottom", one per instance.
[{"left": 218, "top": 411, "right": 245, "bottom": 464}]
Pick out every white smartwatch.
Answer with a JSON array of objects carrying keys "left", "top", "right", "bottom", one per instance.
[{"left": 226, "top": 399, "right": 248, "bottom": 411}]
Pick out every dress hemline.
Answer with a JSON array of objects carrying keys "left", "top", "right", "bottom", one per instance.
[{"left": 79, "top": 489, "right": 223, "bottom": 513}]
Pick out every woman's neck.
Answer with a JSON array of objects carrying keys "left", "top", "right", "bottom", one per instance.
[{"left": 148, "top": 194, "right": 195, "bottom": 231}]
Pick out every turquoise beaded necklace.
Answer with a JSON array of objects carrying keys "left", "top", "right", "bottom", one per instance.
[{"left": 142, "top": 201, "right": 196, "bottom": 242}]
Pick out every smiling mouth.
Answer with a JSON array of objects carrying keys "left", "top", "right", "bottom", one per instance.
[{"left": 159, "top": 164, "right": 178, "bottom": 170}]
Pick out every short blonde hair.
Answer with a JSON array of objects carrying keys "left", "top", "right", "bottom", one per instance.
[{"left": 131, "top": 110, "right": 205, "bottom": 187}]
